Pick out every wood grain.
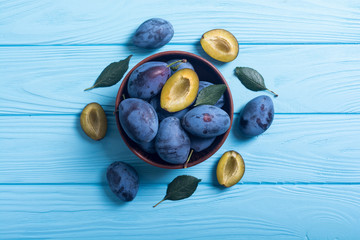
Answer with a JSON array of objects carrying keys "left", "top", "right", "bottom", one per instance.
[
  {"left": 1, "top": 44, "right": 360, "bottom": 114},
  {"left": 0, "top": 184, "right": 359, "bottom": 239},
  {"left": 1, "top": 0, "right": 359, "bottom": 45},
  {"left": 1, "top": 114, "right": 359, "bottom": 184},
  {"left": 1, "top": 1, "right": 360, "bottom": 238}
]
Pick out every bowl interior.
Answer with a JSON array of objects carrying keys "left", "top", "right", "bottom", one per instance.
[{"left": 115, "top": 51, "right": 233, "bottom": 169}]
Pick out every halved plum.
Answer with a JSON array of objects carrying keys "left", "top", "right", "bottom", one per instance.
[
  {"left": 160, "top": 69, "right": 199, "bottom": 112},
  {"left": 200, "top": 29, "right": 239, "bottom": 62},
  {"left": 216, "top": 151, "right": 245, "bottom": 187}
]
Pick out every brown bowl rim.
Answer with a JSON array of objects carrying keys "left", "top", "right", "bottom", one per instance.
[{"left": 115, "top": 50, "right": 233, "bottom": 169}]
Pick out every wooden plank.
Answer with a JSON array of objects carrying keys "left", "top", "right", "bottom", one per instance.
[
  {"left": 1, "top": 44, "right": 360, "bottom": 114},
  {"left": 1, "top": 114, "right": 359, "bottom": 184},
  {"left": 0, "top": 184, "right": 359, "bottom": 239},
  {"left": 1, "top": 0, "right": 359, "bottom": 45}
]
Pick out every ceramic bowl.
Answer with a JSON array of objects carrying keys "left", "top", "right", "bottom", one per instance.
[{"left": 115, "top": 51, "right": 233, "bottom": 169}]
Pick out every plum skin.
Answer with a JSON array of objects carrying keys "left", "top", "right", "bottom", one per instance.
[
  {"left": 106, "top": 161, "right": 139, "bottom": 202},
  {"left": 138, "top": 139, "right": 156, "bottom": 154},
  {"left": 150, "top": 95, "right": 189, "bottom": 122},
  {"left": 182, "top": 105, "right": 231, "bottom": 138},
  {"left": 239, "top": 95, "right": 274, "bottom": 137},
  {"left": 118, "top": 98, "right": 158, "bottom": 143},
  {"left": 189, "top": 134, "right": 216, "bottom": 152},
  {"left": 155, "top": 117, "right": 190, "bottom": 164},
  {"left": 127, "top": 61, "right": 170, "bottom": 100},
  {"left": 132, "top": 18, "right": 174, "bottom": 49}
]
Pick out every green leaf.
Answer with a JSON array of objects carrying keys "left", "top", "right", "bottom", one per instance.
[
  {"left": 153, "top": 175, "right": 201, "bottom": 207},
  {"left": 84, "top": 55, "right": 132, "bottom": 91},
  {"left": 234, "top": 67, "right": 278, "bottom": 97},
  {"left": 194, "top": 84, "right": 227, "bottom": 107}
]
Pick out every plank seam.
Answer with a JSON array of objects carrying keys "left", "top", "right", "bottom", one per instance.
[
  {"left": 0, "top": 42, "right": 360, "bottom": 47},
  {"left": 2, "top": 182, "right": 360, "bottom": 186},
  {"left": 0, "top": 112, "right": 360, "bottom": 117}
]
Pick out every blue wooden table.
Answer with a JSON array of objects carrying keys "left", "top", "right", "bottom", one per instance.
[{"left": 1, "top": 1, "right": 360, "bottom": 239}]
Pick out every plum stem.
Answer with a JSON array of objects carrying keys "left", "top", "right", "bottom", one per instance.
[
  {"left": 122, "top": 94, "right": 126, "bottom": 100},
  {"left": 266, "top": 88, "right": 278, "bottom": 97},
  {"left": 153, "top": 198, "right": 166, "bottom": 208},
  {"left": 84, "top": 86, "right": 94, "bottom": 91},
  {"left": 184, "top": 149, "right": 194, "bottom": 169},
  {"left": 167, "top": 59, "right": 187, "bottom": 71}
]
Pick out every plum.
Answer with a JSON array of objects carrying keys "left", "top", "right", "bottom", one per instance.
[
  {"left": 198, "top": 81, "right": 225, "bottom": 108},
  {"left": 216, "top": 151, "right": 245, "bottom": 187},
  {"left": 127, "top": 61, "right": 170, "bottom": 100},
  {"left": 167, "top": 59, "right": 194, "bottom": 75},
  {"left": 189, "top": 134, "right": 216, "bottom": 152},
  {"left": 160, "top": 69, "right": 199, "bottom": 112},
  {"left": 150, "top": 95, "right": 189, "bottom": 121},
  {"left": 239, "top": 95, "right": 274, "bottom": 137},
  {"left": 106, "top": 161, "right": 139, "bottom": 202},
  {"left": 182, "top": 105, "right": 230, "bottom": 138},
  {"left": 132, "top": 18, "right": 174, "bottom": 49},
  {"left": 138, "top": 139, "right": 156, "bottom": 154},
  {"left": 155, "top": 117, "right": 190, "bottom": 164},
  {"left": 80, "top": 102, "right": 107, "bottom": 140},
  {"left": 118, "top": 98, "right": 158, "bottom": 143},
  {"left": 200, "top": 29, "right": 239, "bottom": 62}
]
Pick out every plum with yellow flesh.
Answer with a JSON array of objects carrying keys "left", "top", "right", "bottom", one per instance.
[
  {"left": 217, "top": 151, "right": 245, "bottom": 187},
  {"left": 200, "top": 29, "right": 239, "bottom": 62},
  {"left": 160, "top": 68, "right": 199, "bottom": 112},
  {"left": 80, "top": 102, "right": 107, "bottom": 140}
]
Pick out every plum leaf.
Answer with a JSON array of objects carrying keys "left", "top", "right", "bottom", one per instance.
[
  {"left": 194, "top": 84, "right": 227, "bottom": 107},
  {"left": 85, "top": 55, "right": 132, "bottom": 91},
  {"left": 153, "top": 175, "right": 201, "bottom": 207},
  {"left": 234, "top": 67, "right": 278, "bottom": 97}
]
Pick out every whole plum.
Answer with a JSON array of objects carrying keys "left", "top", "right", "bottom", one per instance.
[
  {"left": 167, "top": 59, "right": 194, "bottom": 75},
  {"left": 118, "top": 98, "right": 158, "bottom": 143},
  {"left": 155, "top": 117, "right": 190, "bottom": 164},
  {"left": 127, "top": 61, "right": 170, "bottom": 100},
  {"left": 138, "top": 139, "right": 156, "bottom": 154},
  {"left": 182, "top": 105, "right": 230, "bottom": 138},
  {"left": 150, "top": 95, "right": 189, "bottom": 121},
  {"left": 132, "top": 18, "right": 174, "bottom": 49},
  {"left": 239, "top": 95, "right": 274, "bottom": 137},
  {"left": 189, "top": 134, "right": 216, "bottom": 152},
  {"left": 106, "top": 161, "right": 139, "bottom": 202},
  {"left": 198, "top": 81, "right": 225, "bottom": 108}
]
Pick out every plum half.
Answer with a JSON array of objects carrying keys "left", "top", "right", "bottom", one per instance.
[
  {"left": 80, "top": 102, "right": 107, "bottom": 141},
  {"left": 216, "top": 151, "right": 245, "bottom": 187},
  {"left": 200, "top": 29, "right": 239, "bottom": 62},
  {"left": 160, "top": 68, "right": 199, "bottom": 112}
]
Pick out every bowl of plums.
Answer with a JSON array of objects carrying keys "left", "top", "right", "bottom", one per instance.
[{"left": 115, "top": 51, "right": 233, "bottom": 169}]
